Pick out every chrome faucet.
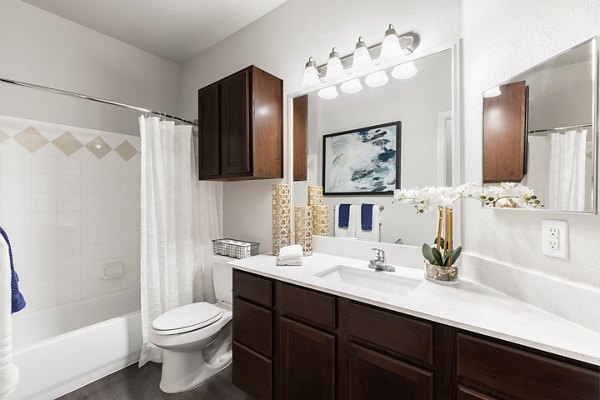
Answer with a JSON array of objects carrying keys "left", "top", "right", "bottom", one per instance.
[{"left": 368, "top": 248, "right": 395, "bottom": 272}]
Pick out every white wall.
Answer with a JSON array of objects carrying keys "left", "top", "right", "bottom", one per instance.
[
  {"left": 178, "top": 0, "right": 462, "bottom": 249},
  {"left": 0, "top": 0, "right": 180, "bottom": 136},
  {"left": 462, "top": 0, "right": 600, "bottom": 287}
]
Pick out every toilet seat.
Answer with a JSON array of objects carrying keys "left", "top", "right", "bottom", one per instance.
[{"left": 152, "top": 302, "right": 224, "bottom": 336}]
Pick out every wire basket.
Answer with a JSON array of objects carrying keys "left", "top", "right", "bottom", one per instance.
[{"left": 212, "top": 238, "right": 259, "bottom": 259}]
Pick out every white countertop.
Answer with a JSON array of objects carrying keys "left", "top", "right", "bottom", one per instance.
[{"left": 230, "top": 252, "right": 600, "bottom": 366}]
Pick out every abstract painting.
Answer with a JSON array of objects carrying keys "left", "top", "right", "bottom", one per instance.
[{"left": 323, "top": 121, "right": 401, "bottom": 195}]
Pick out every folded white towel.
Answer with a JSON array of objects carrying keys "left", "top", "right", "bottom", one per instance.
[
  {"left": 0, "top": 234, "right": 19, "bottom": 398},
  {"left": 277, "top": 244, "right": 303, "bottom": 266},
  {"left": 334, "top": 205, "right": 357, "bottom": 238}
]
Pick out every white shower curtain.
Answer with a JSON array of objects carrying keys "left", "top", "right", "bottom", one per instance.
[
  {"left": 547, "top": 130, "right": 587, "bottom": 211},
  {"left": 139, "top": 116, "right": 220, "bottom": 366}
]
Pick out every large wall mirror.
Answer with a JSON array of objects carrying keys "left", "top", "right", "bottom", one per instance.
[
  {"left": 482, "top": 37, "right": 598, "bottom": 213},
  {"left": 289, "top": 46, "right": 460, "bottom": 246}
]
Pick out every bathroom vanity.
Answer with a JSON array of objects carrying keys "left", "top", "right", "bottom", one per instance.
[{"left": 229, "top": 254, "right": 600, "bottom": 400}]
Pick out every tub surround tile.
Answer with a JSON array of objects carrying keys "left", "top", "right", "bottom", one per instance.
[
  {"left": 85, "top": 136, "right": 112, "bottom": 159},
  {"left": 0, "top": 115, "right": 141, "bottom": 313},
  {"left": 13, "top": 126, "right": 49, "bottom": 152},
  {"left": 52, "top": 132, "right": 84, "bottom": 156},
  {"left": 114, "top": 140, "right": 137, "bottom": 161}
]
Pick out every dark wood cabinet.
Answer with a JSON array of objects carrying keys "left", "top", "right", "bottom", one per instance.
[
  {"left": 231, "top": 270, "right": 600, "bottom": 400},
  {"left": 349, "top": 343, "right": 433, "bottom": 400},
  {"left": 197, "top": 66, "right": 283, "bottom": 181},
  {"left": 483, "top": 80, "right": 528, "bottom": 183},
  {"left": 197, "top": 84, "right": 220, "bottom": 178},
  {"left": 279, "top": 317, "right": 336, "bottom": 400}
]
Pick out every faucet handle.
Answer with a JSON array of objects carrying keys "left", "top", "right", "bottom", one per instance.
[{"left": 371, "top": 247, "right": 384, "bottom": 261}]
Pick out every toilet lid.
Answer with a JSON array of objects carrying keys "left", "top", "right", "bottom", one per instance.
[{"left": 152, "top": 302, "right": 223, "bottom": 334}]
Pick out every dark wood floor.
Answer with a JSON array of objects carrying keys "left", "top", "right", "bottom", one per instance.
[{"left": 57, "top": 363, "right": 251, "bottom": 400}]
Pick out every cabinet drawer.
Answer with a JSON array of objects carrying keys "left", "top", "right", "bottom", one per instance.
[
  {"left": 233, "top": 270, "right": 272, "bottom": 307},
  {"left": 458, "top": 386, "right": 497, "bottom": 400},
  {"left": 279, "top": 283, "right": 336, "bottom": 329},
  {"left": 348, "top": 302, "right": 433, "bottom": 365},
  {"left": 233, "top": 341, "right": 272, "bottom": 400},
  {"left": 458, "top": 333, "right": 600, "bottom": 400},
  {"left": 233, "top": 297, "right": 272, "bottom": 357}
]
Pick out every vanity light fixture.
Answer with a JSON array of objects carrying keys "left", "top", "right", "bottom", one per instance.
[
  {"left": 352, "top": 37, "right": 374, "bottom": 74},
  {"left": 365, "top": 70, "right": 389, "bottom": 88},
  {"left": 301, "top": 57, "right": 321, "bottom": 88},
  {"left": 391, "top": 61, "right": 418, "bottom": 79},
  {"left": 484, "top": 85, "right": 502, "bottom": 97},
  {"left": 340, "top": 78, "right": 363, "bottom": 94},
  {"left": 379, "top": 24, "right": 403, "bottom": 62},
  {"left": 325, "top": 48, "right": 345, "bottom": 82},
  {"left": 318, "top": 85, "right": 339, "bottom": 99}
]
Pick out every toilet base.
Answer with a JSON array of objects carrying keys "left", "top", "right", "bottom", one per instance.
[{"left": 159, "top": 348, "right": 233, "bottom": 393}]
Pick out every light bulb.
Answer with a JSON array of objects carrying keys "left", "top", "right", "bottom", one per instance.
[
  {"left": 391, "top": 61, "right": 417, "bottom": 79},
  {"left": 379, "top": 24, "right": 402, "bottom": 62},
  {"left": 301, "top": 57, "right": 321, "bottom": 88},
  {"left": 365, "top": 70, "right": 389, "bottom": 88},
  {"left": 325, "top": 47, "right": 345, "bottom": 82},
  {"left": 352, "top": 37, "right": 374, "bottom": 75},
  {"left": 484, "top": 85, "right": 502, "bottom": 98},
  {"left": 318, "top": 85, "right": 339, "bottom": 100},
  {"left": 340, "top": 79, "right": 362, "bottom": 94}
]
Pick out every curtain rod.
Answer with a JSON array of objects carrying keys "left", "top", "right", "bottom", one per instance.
[
  {"left": 528, "top": 123, "right": 592, "bottom": 134},
  {"left": 0, "top": 77, "right": 198, "bottom": 126}
]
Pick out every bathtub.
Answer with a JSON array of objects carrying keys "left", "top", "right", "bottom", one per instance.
[{"left": 9, "top": 288, "right": 142, "bottom": 400}]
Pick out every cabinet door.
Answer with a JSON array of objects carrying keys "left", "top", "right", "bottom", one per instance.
[
  {"left": 197, "top": 84, "right": 220, "bottom": 178},
  {"left": 220, "top": 69, "right": 251, "bottom": 175},
  {"left": 350, "top": 343, "right": 433, "bottom": 400},
  {"left": 279, "top": 317, "right": 335, "bottom": 400}
]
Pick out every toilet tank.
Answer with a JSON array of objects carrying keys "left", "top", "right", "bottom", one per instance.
[{"left": 212, "top": 255, "right": 233, "bottom": 304}]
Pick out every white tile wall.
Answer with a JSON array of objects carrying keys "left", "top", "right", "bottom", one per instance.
[{"left": 0, "top": 115, "right": 141, "bottom": 314}]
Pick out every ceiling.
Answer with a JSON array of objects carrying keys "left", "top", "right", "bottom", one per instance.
[{"left": 22, "top": 0, "right": 288, "bottom": 63}]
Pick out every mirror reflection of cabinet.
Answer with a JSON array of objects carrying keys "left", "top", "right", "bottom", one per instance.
[
  {"left": 293, "top": 95, "right": 308, "bottom": 182},
  {"left": 482, "top": 81, "right": 528, "bottom": 183}
]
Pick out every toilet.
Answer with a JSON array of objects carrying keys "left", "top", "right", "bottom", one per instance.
[{"left": 150, "top": 256, "right": 233, "bottom": 393}]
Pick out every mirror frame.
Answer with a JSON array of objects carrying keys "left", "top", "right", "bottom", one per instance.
[
  {"left": 286, "top": 40, "right": 463, "bottom": 245},
  {"left": 481, "top": 36, "right": 599, "bottom": 215}
]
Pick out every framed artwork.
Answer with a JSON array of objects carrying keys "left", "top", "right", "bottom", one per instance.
[{"left": 322, "top": 121, "right": 401, "bottom": 195}]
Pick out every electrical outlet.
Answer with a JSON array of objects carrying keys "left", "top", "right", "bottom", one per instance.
[{"left": 542, "top": 220, "right": 568, "bottom": 259}]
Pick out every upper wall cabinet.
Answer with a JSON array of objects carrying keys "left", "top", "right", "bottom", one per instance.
[{"left": 197, "top": 66, "right": 283, "bottom": 181}]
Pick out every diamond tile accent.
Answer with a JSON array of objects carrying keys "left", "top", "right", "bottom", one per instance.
[
  {"left": 0, "top": 129, "right": 8, "bottom": 144},
  {"left": 51, "top": 131, "right": 83, "bottom": 156},
  {"left": 85, "top": 136, "right": 112, "bottom": 159},
  {"left": 13, "top": 127, "right": 49, "bottom": 152},
  {"left": 114, "top": 140, "right": 138, "bottom": 161}
]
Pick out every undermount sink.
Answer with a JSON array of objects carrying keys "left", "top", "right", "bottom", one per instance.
[{"left": 314, "top": 265, "right": 420, "bottom": 296}]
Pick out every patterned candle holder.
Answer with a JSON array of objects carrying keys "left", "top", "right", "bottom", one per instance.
[
  {"left": 294, "top": 206, "right": 313, "bottom": 256},
  {"left": 307, "top": 185, "right": 324, "bottom": 206},
  {"left": 312, "top": 205, "right": 329, "bottom": 236},
  {"left": 272, "top": 184, "right": 291, "bottom": 256}
]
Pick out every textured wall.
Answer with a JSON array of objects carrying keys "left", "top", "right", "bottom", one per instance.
[
  {"left": 462, "top": 0, "right": 600, "bottom": 287},
  {"left": 0, "top": 0, "right": 180, "bottom": 136},
  {"left": 178, "top": 0, "right": 462, "bottom": 249}
]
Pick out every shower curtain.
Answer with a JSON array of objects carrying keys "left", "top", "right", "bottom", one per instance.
[
  {"left": 139, "top": 116, "right": 220, "bottom": 366},
  {"left": 547, "top": 130, "right": 587, "bottom": 211}
]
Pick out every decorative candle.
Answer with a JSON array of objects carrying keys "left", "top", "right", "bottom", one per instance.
[
  {"left": 312, "top": 205, "right": 329, "bottom": 236},
  {"left": 272, "top": 184, "right": 291, "bottom": 256},
  {"left": 307, "top": 185, "right": 324, "bottom": 206},
  {"left": 294, "top": 206, "right": 313, "bottom": 256}
]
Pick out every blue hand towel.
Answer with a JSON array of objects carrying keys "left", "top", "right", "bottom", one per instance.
[
  {"left": 0, "top": 227, "right": 26, "bottom": 314},
  {"left": 338, "top": 204, "right": 351, "bottom": 228},
  {"left": 361, "top": 204, "right": 374, "bottom": 231}
]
